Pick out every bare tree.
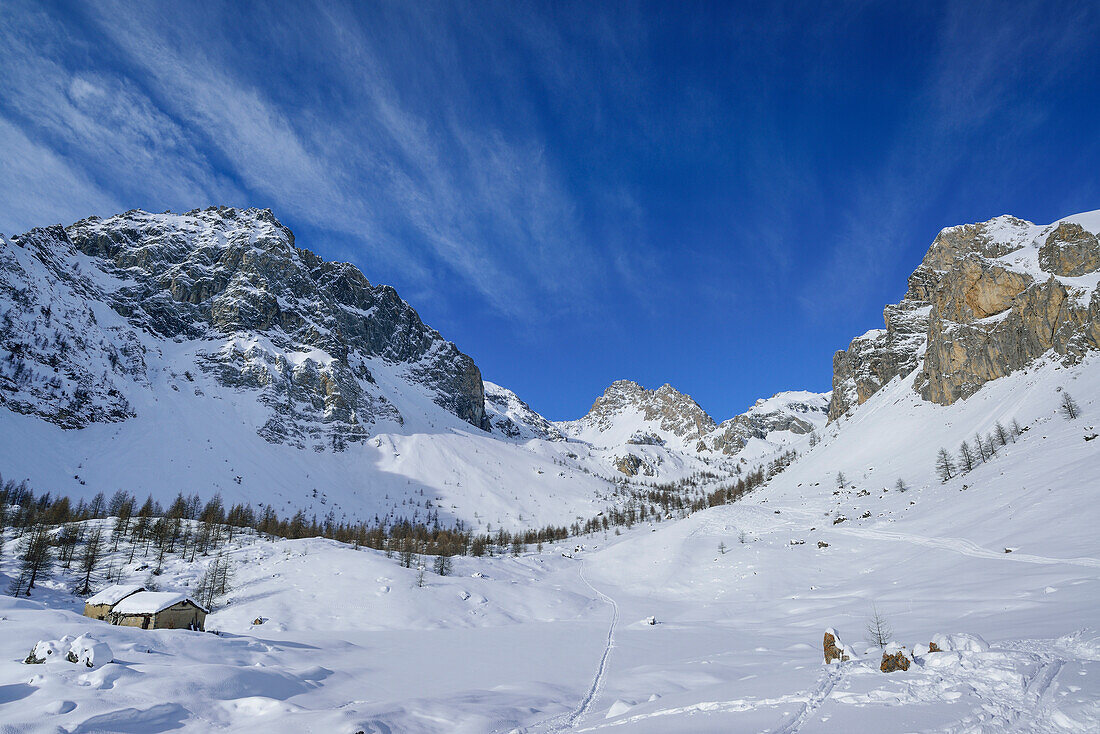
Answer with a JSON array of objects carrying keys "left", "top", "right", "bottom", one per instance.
[
  {"left": 74, "top": 528, "right": 104, "bottom": 596},
  {"left": 13, "top": 525, "right": 53, "bottom": 595},
  {"left": 894, "top": 478, "right": 908, "bottom": 493},
  {"left": 1011, "top": 419, "right": 1024, "bottom": 439},
  {"left": 718, "top": 541, "right": 727, "bottom": 555},
  {"left": 958, "top": 441, "right": 976, "bottom": 473},
  {"left": 836, "top": 471, "right": 848, "bottom": 489},
  {"left": 936, "top": 448, "right": 956, "bottom": 482},
  {"left": 866, "top": 603, "right": 893, "bottom": 650},
  {"left": 196, "top": 552, "right": 233, "bottom": 609},
  {"left": 974, "top": 433, "right": 989, "bottom": 462},
  {"left": 1061, "top": 391, "right": 1081, "bottom": 420},
  {"left": 994, "top": 421, "right": 1010, "bottom": 447}
]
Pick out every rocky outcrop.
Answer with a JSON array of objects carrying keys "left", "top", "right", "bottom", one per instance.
[
  {"left": 615, "top": 453, "right": 653, "bottom": 477},
  {"left": 2, "top": 208, "right": 490, "bottom": 445},
  {"left": 829, "top": 212, "right": 1100, "bottom": 420},
  {"left": 823, "top": 628, "right": 853, "bottom": 664},
  {"left": 1040, "top": 222, "right": 1100, "bottom": 276},
  {"left": 880, "top": 646, "right": 911, "bottom": 673}
]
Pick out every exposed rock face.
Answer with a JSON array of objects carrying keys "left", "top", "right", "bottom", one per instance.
[
  {"left": 1040, "top": 222, "right": 1100, "bottom": 276},
  {"left": 829, "top": 211, "right": 1100, "bottom": 420},
  {"left": 1, "top": 208, "right": 489, "bottom": 446},
  {"left": 615, "top": 453, "right": 653, "bottom": 477}
]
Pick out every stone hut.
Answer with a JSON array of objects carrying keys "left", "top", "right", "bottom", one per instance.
[
  {"left": 83, "top": 584, "right": 145, "bottom": 620},
  {"left": 107, "top": 591, "right": 209, "bottom": 631}
]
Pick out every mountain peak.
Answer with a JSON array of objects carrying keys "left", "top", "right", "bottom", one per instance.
[
  {"left": 2, "top": 207, "right": 490, "bottom": 444},
  {"left": 830, "top": 208, "right": 1100, "bottom": 421}
]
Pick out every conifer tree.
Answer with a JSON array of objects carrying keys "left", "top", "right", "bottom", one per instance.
[
  {"left": 75, "top": 528, "right": 104, "bottom": 596},
  {"left": 936, "top": 448, "right": 956, "bottom": 482},
  {"left": 958, "top": 441, "right": 975, "bottom": 473},
  {"left": 14, "top": 525, "right": 53, "bottom": 595},
  {"left": 1061, "top": 391, "right": 1081, "bottom": 420}
]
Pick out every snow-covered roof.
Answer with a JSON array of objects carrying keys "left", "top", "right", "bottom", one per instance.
[
  {"left": 85, "top": 584, "right": 145, "bottom": 606},
  {"left": 111, "top": 591, "right": 207, "bottom": 615}
]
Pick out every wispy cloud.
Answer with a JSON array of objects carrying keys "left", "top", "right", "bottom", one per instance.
[
  {"left": 0, "top": 0, "right": 653, "bottom": 324},
  {"left": 0, "top": 115, "right": 121, "bottom": 234},
  {"left": 55, "top": 0, "right": 632, "bottom": 321},
  {"left": 801, "top": 0, "right": 1099, "bottom": 322}
]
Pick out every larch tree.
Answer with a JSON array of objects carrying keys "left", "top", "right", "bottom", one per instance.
[
  {"left": 75, "top": 527, "right": 104, "bottom": 596},
  {"left": 958, "top": 441, "right": 976, "bottom": 473},
  {"left": 936, "top": 448, "right": 956, "bottom": 482},
  {"left": 1061, "top": 391, "right": 1081, "bottom": 420},
  {"left": 865, "top": 603, "right": 893, "bottom": 650},
  {"left": 994, "top": 421, "right": 1010, "bottom": 447}
]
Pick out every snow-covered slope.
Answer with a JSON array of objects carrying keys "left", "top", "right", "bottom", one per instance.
[{"left": 483, "top": 381, "right": 564, "bottom": 442}]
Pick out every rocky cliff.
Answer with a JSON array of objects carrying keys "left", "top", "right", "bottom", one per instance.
[
  {"left": 1, "top": 207, "right": 489, "bottom": 447},
  {"left": 829, "top": 211, "right": 1100, "bottom": 420}
]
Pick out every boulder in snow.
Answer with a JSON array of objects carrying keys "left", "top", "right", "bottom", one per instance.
[
  {"left": 65, "top": 635, "right": 113, "bottom": 669},
  {"left": 25, "top": 637, "right": 72, "bottom": 665},
  {"left": 823, "top": 628, "right": 854, "bottom": 664},
  {"left": 931, "top": 632, "right": 989, "bottom": 653},
  {"left": 880, "top": 643, "right": 911, "bottom": 673}
]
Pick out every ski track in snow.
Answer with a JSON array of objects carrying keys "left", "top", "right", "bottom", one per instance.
[
  {"left": 825, "top": 525, "right": 1100, "bottom": 569},
  {"left": 768, "top": 663, "right": 845, "bottom": 734},
  {"left": 516, "top": 561, "right": 619, "bottom": 733}
]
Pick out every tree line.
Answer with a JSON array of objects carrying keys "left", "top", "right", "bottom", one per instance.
[{"left": 1, "top": 445, "right": 800, "bottom": 594}]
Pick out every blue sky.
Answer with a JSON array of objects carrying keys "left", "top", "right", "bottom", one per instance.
[{"left": 2, "top": 1, "right": 1098, "bottom": 421}]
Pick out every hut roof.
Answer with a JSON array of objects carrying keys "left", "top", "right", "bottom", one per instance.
[
  {"left": 112, "top": 591, "right": 207, "bottom": 615},
  {"left": 85, "top": 584, "right": 145, "bottom": 606}
]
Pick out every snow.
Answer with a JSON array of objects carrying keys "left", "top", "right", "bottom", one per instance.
[
  {"left": 111, "top": 591, "right": 196, "bottom": 615},
  {"left": 84, "top": 584, "right": 144, "bottom": 607},
  {"left": 2, "top": 347, "right": 1098, "bottom": 730}
]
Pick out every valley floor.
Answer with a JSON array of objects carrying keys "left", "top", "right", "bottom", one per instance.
[{"left": 1, "top": 498, "right": 1097, "bottom": 733}]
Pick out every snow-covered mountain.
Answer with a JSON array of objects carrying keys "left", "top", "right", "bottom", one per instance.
[
  {"left": 3, "top": 325, "right": 1097, "bottom": 732},
  {"left": 557, "top": 381, "right": 720, "bottom": 453},
  {"left": 483, "top": 381, "right": 565, "bottom": 442},
  {"left": 556, "top": 380, "right": 829, "bottom": 475},
  {"left": 1, "top": 207, "right": 488, "bottom": 442}
]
